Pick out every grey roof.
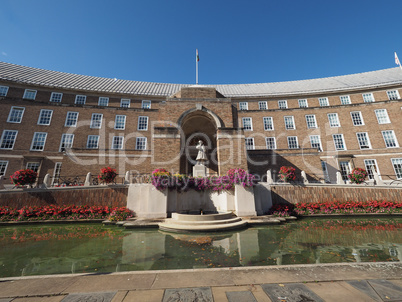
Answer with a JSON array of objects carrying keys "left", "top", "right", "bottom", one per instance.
[{"left": 1, "top": 61, "right": 402, "bottom": 98}]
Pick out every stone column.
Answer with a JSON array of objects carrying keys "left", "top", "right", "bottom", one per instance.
[{"left": 84, "top": 172, "right": 92, "bottom": 186}]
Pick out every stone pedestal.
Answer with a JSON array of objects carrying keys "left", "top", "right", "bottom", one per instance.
[{"left": 193, "top": 165, "right": 206, "bottom": 177}]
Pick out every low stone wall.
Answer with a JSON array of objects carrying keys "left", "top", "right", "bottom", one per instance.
[
  {"left": 0, "top": 185, "right": 128, "bottom": 208},
  {"left": 270, "top": 184, "right": 402, "bottom": 205}
]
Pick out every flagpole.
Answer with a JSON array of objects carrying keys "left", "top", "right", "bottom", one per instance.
[
  {"left": 196, "top": 49, "right": 199, "bottom": 85},
  {"left": 395, "top": 52, "right": 402, "bottom": 71}
]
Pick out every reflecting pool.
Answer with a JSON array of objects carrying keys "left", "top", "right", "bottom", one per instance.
[{"left": 0, "top": 218, "right": 401, "bottom": 277}]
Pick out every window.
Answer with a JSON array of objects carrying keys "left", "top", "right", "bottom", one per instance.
[
  {"left": 278, "top": 100, "right": 287, "bottom": 109},
  {"left": 112, "top": 136, "right": 124, "bottom": 149},
  {"left": 136, "top": 137, "right": 147, "bottom": 150},
  {"left": 245, "top": 137, "right": 254, "bottom": 150},
  {"left": 266, "top": 137, "right": 276, "bottom": 149},
  {"left": 364, "top": 159, "right": 379, "bottom": 180},
  {"left": 321, "top": 161, "right": 330, "bottom": 183},
  {"left": 53, "top": 162, "right": 62, "bottom": 183},
  {"left": 263, "top": 117, "right": 274, "bottom": 130},
  {"left": 30, "top": 132, "right": 47, "bottom": 151},
  {"left": 339, "top": 161, "right": 351, "bottom": 181},
  {"left": 23, "top": 89, "right": 37, "bottom": 100},
  {"left": 382, "top": 130, "right": 399, "bottom": 148},
  {"left": 318, "top": 97, "right": 329, "bottom": 106},
  {"left": 356, "top": 132, "right": 371, "bottom": 149},
  {"left": 284, "top": 116, "right": 295, "bottom": 130},
  {"left": 114, "top": 115, "right": 126, "bottom": 130},
  {"left": 121, "top": 99, "right": 130, "bottom": 108},
  {"left": 0, "top": 86, "right": 9, "bottom": 97},
  {"left": 87, "top": 135, "right": 100, "bottom": 149},
  {"left": 374, "top": 109, "right": 390, "bottom": 124},
  {"left": 38, "top": 109, "right": 53, "bottom": 125},
  {"left": 0, "top": 161, "right": 8, "bottom": 176},
  {"left": 309, "top": 135, "right": 322, "bottom": 151},
  {"left": 239, "top": 102, "right": 248, "bottom": 110},
  {"left": 26, "top": 162, "right": 40, "bottom": 173},
  {"left": 350, "top": 111, "right": 364, "bottom": 126},
  {"left": 98, "top": 97, "right": 109, "bottom": 106},
  {"left": 258, "top": 101, "right": 267, "bottom": 110},
  {"left": 65, "top": 112, "right": 79, "bottom": 127},
  {"left": 90, "top": 113, "right": 103, "bottom": 129},
  {"left": 287, "top": 136, "right": 299, "bottom": 149},
  {"left": 7, "top": 106, "right": 25, "bottom": 123},
  {"left": 327, "top": 113, "right": 340, "bottom": 127},
  {"left": 50, "top": 92, "right": 63, "bottom": 103},
  {"left": 75, "top": 95, "right": 86, "bottom": 105},
  {"left": 59, "top": 134, "right": 74, "bottom": 151},
  {"left": 242, "top": 117, "right": 253, "bottom": 131},
  {"left": 387, "top": 90, "right": 400, "bottom": 100},
  {"left": 0, "top": 130, "right": 18, "bottom": 149},
  {"left": 340, "top": 95, "right": 351, "bottom": 105},
  {"left": 298, "top": 99, "right": 308, "bottom": 108},
  {"left": 305, "top": 114, "right": 317, "bottom": 128},
  {"left": 391, "top": 158, "right": 402, "bottom": 179},
  {"left": 362, "top": 93, "right": 375, "bottom": 103},
  {"left": 332, "top": 134, "right": 346, "bottom": 150},
  {"left": 141, "top": 100, "right": 151, "bottom": 109},
  {"left": 138, "top": 116, "right": 148, "bottom": 130}
]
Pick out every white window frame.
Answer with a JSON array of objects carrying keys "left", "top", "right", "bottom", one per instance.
[
  {"left": 114, "top": 115, "right": 126, "bottom": 130},
  {"left": 137, "top": 116, "right": 149, "bottom": 131},
  {"left": 278, "top": 100, "right": 288, "bottom": 109},
  {"left": 327, "top": 113, "right": 341, "bottom": 127},
  {"left": 364, "top": 159, "right": 380, "bottom": 180},
  {"left": 387, "top": 90, "right": 400, "bottom": 100},
  {"left": 90, "top": 113, "right": 103, "bottom": 129},
  {"left": 339, "top": 161, "right": 351, "bottom": 181},
  {"left": 258, "top": 101, "right": 268, "bottom": 110},
  {"left": 298, "top": 99, "right": 308, "bottom": 108},
  {"left": 30, "top": 132, "right": 47, "bottom": 151},
  {"left": 265, "top": 137, "right": 276, "bottom": 149},
  {"left": 59, "top": 134, "right": 74, "bottom": 152},
  {"left": 374, "top": 109, "right": 390, "bottom": 124},
  {"left": 86, "top": 135, "right": 100, "bottom": 149},
  {"left": 135, "top": 137, "right": 147, "bottom": 150},
  {"left": 305, "top": 114, "right": 317, "bottom": 129},
  {"left": 37, "top": 109, "right": 53, "bottom": 126},
  {"left": 98, "top": 97, "right": 109, "bottom": 106},
  {"left": 7, "top": 106, "right": 25, "bottom": 123},
  {"left": 263, "top": 117, "right": 274, "bottom": 131},
  {"left": 0, "top": 161, "right": 8, "bottom": 176},
  {"left": 382, "top": 130, "right": 399, "bottom": 148},
  {"left": 75, "top": 95, "right": 86, "bottom": 105},
  {"left": 23, "top": 89, "right": 37, "bottom": 100},
  {"left": 245, "top": 137, "right": 255, "bottom": 150},
  {"left": 26, "top": 162, "right": 40, "bottom": 173},
  {"left": 65, "top": 111, "right": 79, "bottom": 127},
  {"left": 0, "top": 130, "right": 18, "bottom": 150},
  {"left": 50, "top": 92, "right": 63, "bottom": 103},
  {"left": 239, "top": 102, "right": 248, "bottom": 110},
  {"left": 141, "top": 100, "right": 151, "bottom": 109},
  {"left": 284, "top": 116, "right": 295, "bottom": 130},
  {"left": 391, "top": 158, "right": 402, "bottom": 179},
  {"left": 321, "top": 161, "right": 330, "bottom": 183},
  {"left": 0, "top": 86, "right": 9, "bottom": 97},
  {"left": 309, "top": 135, "right": 322, "bottom": 151},
  {"left": 120, "top": 99, "right": 131, "bottom": 108},
  {"left": 356, "top": 132, "right": 371, "bottom": 149},
  {"left": 111, "top": 136, "right": 124, "bottom": 150},
  {"left": 340, "top": 95, "right": 351, "bottom": 105},
  {"left": 332, "top": 134, "right": 346, "bottom": 151},
  {"left": 350, "top": 111, "right": 364, "bottom": 126},
  {"left": 242, "top": 117, "right": 253, "bottom": 131},
  {"left": 53, "top": 162, "right": 62, "bottom": 183},
  {"left": 287, "top": 136, "right": 299, "bottom": 149},
  {"left": 362, "top": 93, "right": 375, "bottom": 103},
  {"left": 318, "top": 97, "right": 329, "bottom": 107}
]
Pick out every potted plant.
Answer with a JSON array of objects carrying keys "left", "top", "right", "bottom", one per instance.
[
  {"left": 98, "top": 167, "right": 117, "bottom": 184},
  {"left": 10, "top": 169, "right": 38, "bottom": 188},
  {"left": 348, "top": 168, "right": 368, "bottom": 184},
  {"left": 279, "top": 166, "right": 296, "bottom": 182}
]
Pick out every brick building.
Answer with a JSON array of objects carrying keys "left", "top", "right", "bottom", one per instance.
[{"left": 0, "top": 61, "right": 401, "bottom": 184}]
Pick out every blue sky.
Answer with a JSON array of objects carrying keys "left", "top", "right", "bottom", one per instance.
[{"left": 1, "top": 0, "right": 402, "bottom": 85}]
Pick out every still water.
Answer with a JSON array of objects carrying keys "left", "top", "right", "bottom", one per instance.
[{"left": 0, "top": 218, "right": 401, "bottom": 277}]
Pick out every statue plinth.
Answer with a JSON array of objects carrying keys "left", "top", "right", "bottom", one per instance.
[{"left": 193, "top": 164, "right": 206, "bottom": 177}]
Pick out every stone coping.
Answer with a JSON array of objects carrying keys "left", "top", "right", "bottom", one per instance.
[{"left": 0, "top": 184, "right": 128, "bottom": 193}]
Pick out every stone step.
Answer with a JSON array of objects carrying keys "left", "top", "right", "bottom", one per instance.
[
  {"left": 158, "top": 220, "right": 248, "bottom": 233},
  {"left": 163, "top": 217, "right": 242, "bottom": 226}
]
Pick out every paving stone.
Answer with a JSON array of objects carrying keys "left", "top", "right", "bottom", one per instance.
[
  {"left": 123, "top": 289, "right": 164, "bottom": 302},
  {"left": 367, "top": 279, "right": 402, "bottom": 301},
  {"left": 162, "top": 287, "right": 213, "bottom": 302},
  {"left": 346, "top": 280, "right": 382, "bottom": 301},
  {"left": 0, "top": 299, "right": 12, "bottom": 302},
  {"left": 261, "top": 283, "right": 324, "bottom": 302},
  {"left": 61, "top": 292, "right": 116, "bottom": 302},
  {"left": 226, "top": 291, "right": 257, "bottom": 302},
  {"left": 11, "top": 297, "right": 65, "bottom": 302}
]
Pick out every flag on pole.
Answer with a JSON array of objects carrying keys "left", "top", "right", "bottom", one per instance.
[
  {"left": 196, "top": 49, "right": 199, "bottom": 62},
  {"left": 395, "top": 52, "right": 401, "bottom": 66}
]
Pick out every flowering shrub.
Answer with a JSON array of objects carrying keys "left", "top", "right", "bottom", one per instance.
[
  {"left": 279, "top": 166, "right": 296, "bottom": 182},
  {"left": 0, "top": 205, "right": 134, "bottom": 222},
  {"left": 109, "top": 207, "right": 134, "bottom": 221},
  {"left": 10, "top": 169, "right": 37, "bottom": 187},
  {"left": 348, "top": 168, "right": 368, "bottom": 184},
  {"left": 98, "top": 167, "right": 117, "bottom": 184},
  {"left": 152, "top": 168, "right": 171, "bottom": 177}
]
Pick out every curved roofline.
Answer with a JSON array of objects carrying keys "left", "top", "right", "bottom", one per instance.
[{"left": 1, "top": 61, "right": 402, "bottom": 98}]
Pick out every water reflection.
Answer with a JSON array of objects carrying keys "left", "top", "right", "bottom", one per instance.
[{"left": 0, "top": 218, "right": 401, "bottom": 277}]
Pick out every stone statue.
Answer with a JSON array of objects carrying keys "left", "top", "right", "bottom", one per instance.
[{"left": 196, "top": 140, "right": 207, "bottom": 165}]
